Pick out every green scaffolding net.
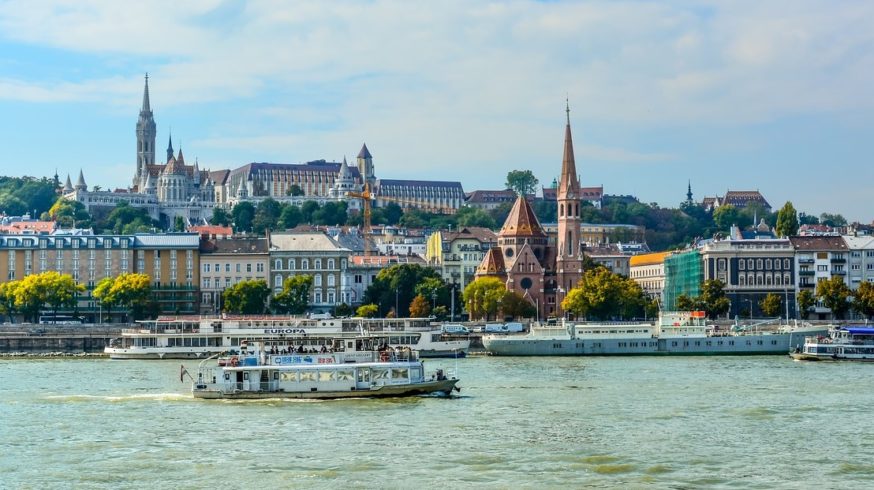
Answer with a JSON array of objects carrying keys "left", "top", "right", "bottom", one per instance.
[{"left": 663, "top": 249, "right": 702, "bottom": 310}]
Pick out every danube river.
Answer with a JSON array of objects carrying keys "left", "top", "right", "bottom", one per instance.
[{"left": 1, "top": 355, "right": 873, "bottom": 488}]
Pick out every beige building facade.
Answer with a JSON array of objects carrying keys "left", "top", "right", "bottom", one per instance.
[{"left": 199, "top": 237, "right": 269, "bottom": 313}]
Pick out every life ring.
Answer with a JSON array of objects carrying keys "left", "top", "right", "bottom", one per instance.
[{"left": 230, "top": 356, "right": 239, "bottom": 367}]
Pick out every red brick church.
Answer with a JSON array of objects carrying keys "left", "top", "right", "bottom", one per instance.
[{"left": 475, "top": 106, "right": 585, "bottom": 319}]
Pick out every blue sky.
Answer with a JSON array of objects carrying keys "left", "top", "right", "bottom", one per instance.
[{"left": 1, "top": 1, "right": 872, "bottom": 221}]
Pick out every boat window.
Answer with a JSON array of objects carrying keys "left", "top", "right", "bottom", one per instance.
[
  {"left": 336, "top": 370, "right": 354, "bottom": 381},
  {"left": 391, "top": 368, "right": 408, "bottom": 380},
  {"left": 372, "top": 369, "right": 389, "bottom": 380},
  {"left": 243, "top": 372, "right": 249, "bottom": 380},
  {"left": 300, "top": 371, "right": 316, "bottom": 382},
  {"left": 318, "top": 371, "right": 334, "bottom": 382},
  {"left": 280, "top": 372, "right": 297, "bottom": 382}
]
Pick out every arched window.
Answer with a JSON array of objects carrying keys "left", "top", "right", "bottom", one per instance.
[
  {"left": 315, "top": 275, "right": 322, "bottom": 287},
  {"left": 784, "top": 273, "right": 791, "bottom": 285},
  {"left": 274, "top": 259, "right": 281, "bottom": 270},
  {"left": 301, "top": 260, "right": 309, "bottom": 270},
  {"left": 747, "top": 259, "right": 753, "bottom": 269},
  {"left": 757, "top": 259, "right": 763, "bottom": 270},
  {"left": 559, "top": 204, "right": 564, "bottom": 217},
  {"left": 766, "top": 274, "right": 772, "bottom": 286},
  {"left": 288, "top": 259, "right": 295, "bottom": 270},
  {"left": 327, "top": 290, "right": 335, "bottom": 304},
  {"left": 756, "top": 274, "right": 763, "bottom": 286},
  {"left": 775, "top": 275, "right": 782, "bottom": 286},
  {"left": 315, "top": 259, "right": 322, "bottom": 270},
  {"left": 314, "top": 290, "right": 322, "bottom": 303},
  {"left": 328, "top": 275, "right": 335, "bottom": 287},
  {"left": 327, "top": 259, "right": 335, "bottom": 269},
  {"left": 274, "top": 275, "right": 283, "bottom": 288},
  {"left": 739, "top": 275, "right": 746, "bottom": 286}
]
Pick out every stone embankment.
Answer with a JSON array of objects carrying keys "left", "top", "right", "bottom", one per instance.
[{"left": 0, "top": 324, "right": 124, "bottom": 356}]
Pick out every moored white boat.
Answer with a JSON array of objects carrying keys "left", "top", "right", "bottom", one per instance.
[
  {"left": 188, "top": 339, "right": 460, "bottom": 399},
  {"left": 790, "top": 326, "right": 874, "bottom": 362},
  {"left": 483, "top": 311, "right": 830, "bottom": 356},
  {"left": 105, "top": 315, "right": 469, "bottom": 360}
]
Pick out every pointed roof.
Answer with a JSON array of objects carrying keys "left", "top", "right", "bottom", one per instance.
[
  {"left": 76, "top": 169, "right": 87, "bottom": 189},
  {"left": 141, "top": 73, "right": 151, "bottom": 113},
  {"left": 499, "top": 196, "right": 546, "bottom": 238},
  {"left": 176, "top": 148, "right": 185, "bottom": 165},
  {"left": 164, "top": 155, "right": 184, "bottom": 175},
  {"left": 166, "top": 133, "right": 174, "bottom": 157},
  {"left": 357, "top": 143, "right": 372, "bottom": 159},
  {"left": 64, "top": 174, "right": 73, "bottom": 193},
  {"left": 558, "top": 101, "right": 579, "bottom": 198},
  {"left": 476, "top": 247, "right": 507, "bottom": 276}
]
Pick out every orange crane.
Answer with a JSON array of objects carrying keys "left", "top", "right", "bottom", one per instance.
[{"left": 346, "top": 183, "right": 454, "bottom": 257}]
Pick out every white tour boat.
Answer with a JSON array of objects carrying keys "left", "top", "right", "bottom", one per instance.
[
  {"left": 105, "top": 316, "right": 469, "bottom": 360},
  {"left": 790, "top": 326, "right": 874, "bottom": 361},
  {"left": 187, "top": 339, "right": 460, "bottom": 399}
]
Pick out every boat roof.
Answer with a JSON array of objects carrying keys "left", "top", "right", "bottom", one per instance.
[
  {"left": 845, "top": 327, "right": 874, "bottom": 335},
  {"left": 221, "top": 361, "right": 420, "bottom": 371}
]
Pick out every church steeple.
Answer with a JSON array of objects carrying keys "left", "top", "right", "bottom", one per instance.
[
  {"left": 555, "top": 100, "right": 584, "bottom": 311},
  {"left": 686, "top": 180, "right": 694, "bottom": 204},
  {"left": 135, "top": 73, "right": 157, "bottom": 181},
  {"left": 166, "top": 133, "right": 174, "bottom": 163}
]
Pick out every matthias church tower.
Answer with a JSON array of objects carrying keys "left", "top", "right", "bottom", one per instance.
[{"left": 135, "top": 74, "right": 157, "bottom": 181}]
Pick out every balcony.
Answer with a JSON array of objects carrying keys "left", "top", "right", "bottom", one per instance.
[
  {"left": 832, "top": 270, "right": 846, "bottom": 275},
  {"left": 798, "top": 270, "right": 815, "bottom": 276},
  {"left": 798, "top": 258, "right": 815, "bottom": 264},
  {"left": 799, "top": 283, "right": 815, "bottom": 289},
  {"left": 831, "top": 258, "right": 846, "bottom": 264}
]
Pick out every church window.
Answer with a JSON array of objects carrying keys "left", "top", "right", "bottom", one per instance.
[
  {"left": 520, "top": 277, "right": 533, "bottom": 290},
  {"left": 504, "top": 248, "right": 514, "bottom": 258}
]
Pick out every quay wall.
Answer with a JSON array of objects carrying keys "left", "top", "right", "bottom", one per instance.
[{"left": 0, "top": 325, "right": 124, "bottom": 354}]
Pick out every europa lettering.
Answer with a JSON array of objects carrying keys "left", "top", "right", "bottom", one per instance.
[{"left": 263, "top": 328, "right": 307, "bottom": 335}]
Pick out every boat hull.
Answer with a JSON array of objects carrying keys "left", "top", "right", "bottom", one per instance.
[
  {"left": 790, "top": 352, "right": 874, "bottom": 362},
  {"left": 418, "top": 349, "right": 466, "bottom": 359},
  {"left": 483, "top": 329, "right": 829, "bottom": 356},
  {"left": 192, "top": 379, "right": 459, "bottom": 400}
]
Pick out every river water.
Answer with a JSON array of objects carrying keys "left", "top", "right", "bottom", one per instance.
[{"left": 1, "top": 355, "right": 872, "bottom": 489}]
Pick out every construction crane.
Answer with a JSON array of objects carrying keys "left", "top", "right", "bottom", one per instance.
[{"left": 346, "top": 183, "right": 454, "bottom": 257}]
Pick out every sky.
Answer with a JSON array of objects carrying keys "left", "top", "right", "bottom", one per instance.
[{"left": 0, "top": 0, "right": 872, "bottom": 222}]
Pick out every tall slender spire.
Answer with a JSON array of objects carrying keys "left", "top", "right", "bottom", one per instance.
[
  {"left": 686, "top": 180, "right": 693, "bottom": 203},
  {"left": 166, "top": 133, "right": 174, "bottom": 163},
  {"left": 559, "top": 100, "right": 579, "bottom": 195},
  {"left": 142, "top": 73, "right": 151, "bottom": 113}
]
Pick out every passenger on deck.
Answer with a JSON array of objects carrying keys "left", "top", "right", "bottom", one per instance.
[{"left": 320, "top": 345, "right": 327, "bottom": 354}]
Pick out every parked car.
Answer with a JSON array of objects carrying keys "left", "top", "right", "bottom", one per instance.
[{"left": 441, "top": 324, "right": 470, "bottom": 335}]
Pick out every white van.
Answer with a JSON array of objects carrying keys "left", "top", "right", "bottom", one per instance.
[
  {"left": 441, "top": 324, "right": 470, "bottom": 335},
  {"left": 484, "top": 323, "right": 507, "bottom": 333},
  {"left": 308, "top": 312, "right": 333, "bottom": 320},
  {"left": 504, "top": 322, "right": 524, "bottom": 333}
]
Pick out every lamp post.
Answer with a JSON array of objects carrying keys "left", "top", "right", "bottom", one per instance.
[{"left": 395, "top": 287, "right": 399, "bottom": 318}]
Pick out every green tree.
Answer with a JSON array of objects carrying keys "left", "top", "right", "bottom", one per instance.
[
  {"left": 300, "top": 201, "right": 320, "bottom": 224},
  {"left": 408, "top": 294, "right": 431, "bottom": 318},
  {"left": 852, "top": 281, "right": 874, "bottom": 319},
  {"left": 231, "top": 201, "right": 255, "bottom": 233},
  {"left": 816, "top": 276, "right": 852, "bottom": 319},
  {"left": 173, "top": 215, "right": 186, "bottom": 232},
  {"left": 775, "top": 201, "right": 799, "bottom": 237},
  {"left": 819, "top": 213, "right": 847, "bottom": 228},
  {"left": 12, "top": 271, "right": 84, "bottom": 323},
  {"left": 333, "top": 303, "right": 354, "bottom": 317},
  {"left": 675, "top": 294, "right": 700, "bottom": 311},
  {"left": 712, "top": 204, "right": 740, "bottom": 232},
  {"left": 414, "top": 276, "right": 449, "bottom": 308},
  {"left": 253, "top": 198, "right": 282, "bottom": 234},
  {"left": 501, "top": 290, "right": 536, "bottom": 319},
  {"left": 0, "top": 280, "right": 21, "bottom": 323},
  {"left": 48, "top": 198, "right": 92, "bottom": 228},
  {"left": 561, "top": 268, "right": 648, "bottom": 320},
  {"left": 272, "top": 275, "right": 313, "bottom": 314},
  {"left": 462, "top": 277, "right": 506, "bottom": 321},
  {"left": 456, "top": 207, "right": 497, "bottom": 229},
  {"left": 92, "top": 277, "right": 117, "bottom": 321},
  {"left": 364, "top": 264, "right": 446, "bottom": 317},
  {"left": 98, "top": 201, "right": 157, "bottom": 234},
  {"left": 356, "top": 304, "right": 379, "bottom": 318},
  {"left": 210, "top": 208, "right": 231, "bottom": 226},
  {"left": 222, "top": 279, "right": 271, "bottom": 314},
  {"left": 797, "top": 289, "right": 816, "bottom": 320},
  {"left": 93, "top": 273, "right": 152, "bottom": 321},
  {"left": 279, "top": 205, "right": 302, "bottom": 230},
  {"left": 759, "top": 293, "right": 782, "bottom": 317},
  {"left": 505, "top": 170, "right": 539, "bottom": 196},
  {"left": 699, "top": 279, "right": 730, "bottom": 319}
]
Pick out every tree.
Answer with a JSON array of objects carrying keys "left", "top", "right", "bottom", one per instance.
[
  {"left": 852, "top": 281, "right": 874, "bottom": 319},
  {"left": 279, "top": 205, "right": 302, "bottom": 230},
  {"left": 11, "top": 271, "right": 84, "bottom": 323},
  {"left": 561, "top": 268, "right": 648, "bottom": 320},
  {"left": 333, "top": 303, "right": 354, "bottom": 317},
  {"left": 48, "top": 198, "right": 92, "bottom": 228},
  {"left": 222, "top": 280, "right": 271, "bottom": 314},
  {"left": 98, "top": 201, "right": 157, "bottom": 234},
  {"left": 231, "top": 201, "right": 255, "bottom": 233},
  {"left": 462, "top": 277, "right": 506, "bottom": 321},
  {"left": 364, "top": 264, "right": 446, "bottom": 317},
  {"left": 173, "top": 215, "right": 186, "bottom": 232},
  {"left": 797, "top": 289, "right": 816, "bottom": 320},
  {"left": 712, "top": 204, "right": 740, "bottom": 232},
  {"left": 0, "top": 280, "right": 21, "bottom": 323},
  {"left": 408, "top": 294, "right": 431, "bottom": 318},
  {"left": 93, "top": 273, "right": 152, "bottom": 321},
  {"left": 816, "top": 276, "right": 852, "bottom": 319},
  {"left": 501, "top": 290, "right": 536, "bottom": 319},
  {"left": 675, "top": 294, "right": 700, "bottom": 311},
  {"left": 287, "top": 184, "right": 304, "bottom": 196},
  {"left": 253, "top": 198, "right": 282, "bottom": 234},
  {"left": 819, "top": 213, "right": 847, "bottom": 228},
  {"left": 210, "top": 208, "right": 231, "bottom": 226},
  {"left": 300, "top": 201, "right": 320, "bottom": 224},
  {"left": 759, "top": 293, "right": 782, "bottom": 317},
  {"left": 698, "top": 279, "right": 731, "bottom": 319},
  {"left": 505, "top": 170, "right": 539, "bottom": 196},
  {"left": 456, "top": 207, "right": 497, "bottom": 229},
  {"left": 356, "top": 304, "right": 379, "bottom": 318},
  {"left": 272, "top": 275, "right": 313, "bottom": 314},
  {"left": 775, "top": 201, "right": 799, "bottom": 237}
]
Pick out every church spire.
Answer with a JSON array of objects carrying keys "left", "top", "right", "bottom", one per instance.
[
  {"left": 686, "top": 180, "right": 693, "bottom": 203},
  {"left": 559, "top": 100, "right": 579, "bottom": 196},
  {"left": 166, "top": 133, "right": 174, "bottom": 163},
  {"left": 142, "top": 73, "right": 151, "bottom": 113}
]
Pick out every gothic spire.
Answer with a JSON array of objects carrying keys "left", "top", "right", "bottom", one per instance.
[
  {"left": 686, "top": 180, "right": 693, "bottom": 203},
  {"left": 64, "top": 174, "right": 73, "bottom": 193},
  {"left": 166, "top": 133, "right": 174, "bottom": 163},
  {"left": 559, "top": 100, "right": 579, "bottom": 196},
  {"left": 357, "top": 143, "right": 372, "bottom": 159},
  {"left": 141, "top": 73, "right": 151, "bottom": 113}
]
